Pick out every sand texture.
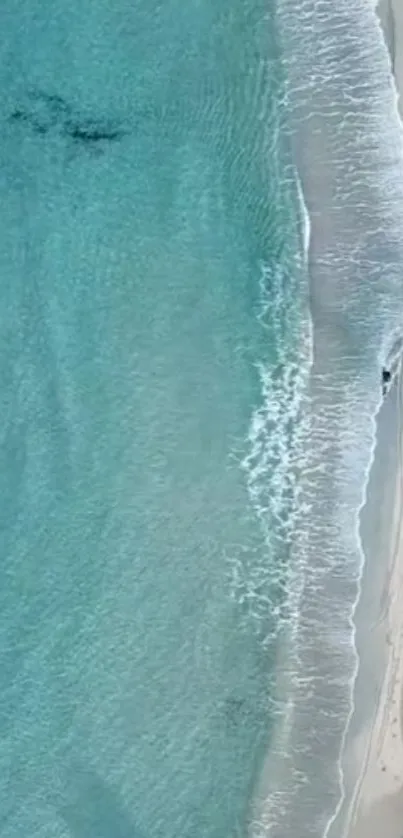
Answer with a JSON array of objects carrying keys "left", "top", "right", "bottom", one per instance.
[
  {"left": 347, "top": 394, "right": 403, "bottom": 838},
  {"left": 342, "top": 376, "right": 403, "bottom": 838},
  {"left": 335, "top": 6, "right": 403, "bottom": 836}
]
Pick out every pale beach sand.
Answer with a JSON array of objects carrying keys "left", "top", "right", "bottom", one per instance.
[
  {"left": 324, "top": 354, "right": 402, "bottom": 838},
  {"left": 342, "top": 373, "right": 403, "bottom": 838},
  {"left": 329, "top": 6, "right": 403, "bottom": 836}
]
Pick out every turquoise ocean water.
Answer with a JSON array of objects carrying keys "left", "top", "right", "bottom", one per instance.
[
  {"left": 0, "top": 2, "right": 309, "bottom": 837},
  {"left": 7, "top": 0, "right": 403, "bottom": 836}
]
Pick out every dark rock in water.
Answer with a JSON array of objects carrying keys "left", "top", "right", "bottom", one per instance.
[{"left": 382, "top": 367, "right": 392, "bottom": 397}]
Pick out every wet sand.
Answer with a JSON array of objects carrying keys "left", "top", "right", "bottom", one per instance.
[
  {"left": 338, "top": 6, "right": 403, "bottom": 834},
  {"left": 323, "top": 334, "right": 403, "bottom": 838},
  {"left": 343, "top": 368, "right": 403, "bottom": 838}
]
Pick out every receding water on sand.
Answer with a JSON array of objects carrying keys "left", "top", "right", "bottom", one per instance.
[{"left": 248, "top": 0, "right": 403, "bottom": 836}]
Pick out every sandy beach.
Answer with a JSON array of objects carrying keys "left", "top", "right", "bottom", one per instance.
[
  {"left": 336, "top": 7, "right": 403, "bottom": 835},
  {"left": 341, "top": 367, "right": 403, "bottom": 838}
]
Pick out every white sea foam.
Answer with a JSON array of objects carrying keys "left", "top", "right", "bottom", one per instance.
[
  {"left": 231, "top": 178, "right": 312, "bottom": 644},
  {"left": 247, "top": 0, "right": 403, "bottom": 833},
  {"left": 325, "top": 2, "right": 403, "bottom": 835}
]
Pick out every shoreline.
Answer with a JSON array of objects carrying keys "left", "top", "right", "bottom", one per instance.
[
  {"left": 331, "top": 5, "right": 403, "bottom": 835},
  {"left": 253, "top": 0, "right": 403, "bottom": 831},
  {"left": 328, "top": 369, "right": 403, "bottom": 838}
]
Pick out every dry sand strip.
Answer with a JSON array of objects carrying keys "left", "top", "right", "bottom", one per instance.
[
  {"left": 346, "top": 376, "right": 403, "bottom": 838},
  {"left": 342, "top": 6, "right": 403, "bottom": 834}
]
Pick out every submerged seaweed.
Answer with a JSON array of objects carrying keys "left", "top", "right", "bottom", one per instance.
[{"left": 8, "top": 89, "right": 127, "bottom": 149}]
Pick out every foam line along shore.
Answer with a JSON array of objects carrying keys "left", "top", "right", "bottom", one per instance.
[
  {"left": 262, "top": 0, "right": 403, "bottom": 834},
  {"left": 327, "top": 2, "right": 403, "bottom": 836}
]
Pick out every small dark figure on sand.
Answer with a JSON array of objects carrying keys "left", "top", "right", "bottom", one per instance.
[{"left": 382, "top": 367, "right": 392, "bottom": 396}]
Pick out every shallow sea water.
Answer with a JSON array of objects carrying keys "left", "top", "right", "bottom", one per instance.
[{"left": 0, "top": 2, "right": 307, "bottom": 837}]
